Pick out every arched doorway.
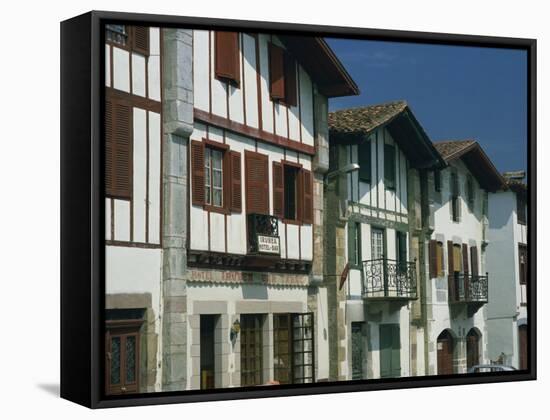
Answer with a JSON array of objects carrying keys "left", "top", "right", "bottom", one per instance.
[
  {"left": 518, "top": 324, "right": 528, "bottom": 370},
  {"left": 466, "top": 328, "right": 481, "bottom": 369},
  {"left": 437, "top": 330, "right": 454, "bottom": 375}
]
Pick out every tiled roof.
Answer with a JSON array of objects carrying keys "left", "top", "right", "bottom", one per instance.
[
  {"left": 328, "top": 100, "right": 408, "bottom": 135},
  {"left": 433, "top": 140, "right": 477, "bottom": 161}
]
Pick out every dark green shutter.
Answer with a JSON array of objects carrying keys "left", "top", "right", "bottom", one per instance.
[
  {"left": 358, "top": 140, "right": 371, "bottom": 183},
  {"left": 380, "top": 324, "right": 401, "bottom": 378},
  {"left": 384, "top": 144, "right": 396, "bottom": 190}
]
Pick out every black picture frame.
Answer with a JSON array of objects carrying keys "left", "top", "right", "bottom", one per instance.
[{"left": 60, "top": 10, "right": 536, "bottom": 409}]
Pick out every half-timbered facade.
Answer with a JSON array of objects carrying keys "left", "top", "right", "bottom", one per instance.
[
  {"left": 425, "top": 140, "right": 504, "bottom": 375},
  {"left": 104, "top": 24, "right": 163, "bottom": 394},
  {"left": 326, "top": 101, "right": 444, "bottom": 380},
  {"left": 486, "top": 173, "right": 528, "bottom": 369},
  {"left": 178, "top": 30, "right": 358, "bottom": 389}
]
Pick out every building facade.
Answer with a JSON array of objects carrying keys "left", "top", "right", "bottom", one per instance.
[
  {"left": 486, "top": 173, "right": 528, "bottom": 369},
  {"left": 423, "top": 140, "right": 505, "bottom": 375},
  {"left": 326, "top": 102, "right": 444, "bottom": 380}
]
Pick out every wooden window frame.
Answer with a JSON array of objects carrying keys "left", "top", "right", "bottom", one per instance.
[
  {"left": 105, "top": 25, "right": 150, "bottom": 56},
  {"left": 269, "top": 42, "right": 298, "bottom": 106},
  {"left": 281, "top": 160, "right": 303, "bottom": 225},
  {"left": 105, "top": 320, "right": 142, "bottom": 396}
]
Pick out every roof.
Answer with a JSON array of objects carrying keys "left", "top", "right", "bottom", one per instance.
[
  {"left": 328, "top": 101, "right": 445, "bottom": 169},
  {"left": 433, "top": 140, "right": 505, "bottom": 192},
  {"left": 328, "top": 100, "right": 408, "bottom": 135},
  {"left": 279, "top": 36, "right": 359, "bottom": 98}
]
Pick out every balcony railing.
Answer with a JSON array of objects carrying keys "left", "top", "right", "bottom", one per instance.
[
  {"left": 449, "top": 273, "right": 488, "bottom": 304},
  {"left": 362, "top": 258, "right": 417, "bottom": 300},
  {"left": 247, "top": 213, "right": 280, "bottom": 255}
]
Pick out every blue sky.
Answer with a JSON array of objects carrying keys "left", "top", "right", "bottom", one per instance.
[{"left": 326, "top": 38, "right": 528, "bottom": 173}]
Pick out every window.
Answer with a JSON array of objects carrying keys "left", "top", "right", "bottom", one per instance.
[
  {"left": 519, "top": 244, "right": 528, "bottom": 285},
  {"left": 191, "top": 140, "right": 242, "bottom": 213},
  {"left": 453, "top": 244, "right": 462, "bottom": 273},
  {"left": 358, "top": 140, "right": 371, "bottom": 183},
  {"left": 348, "top": 222, "right": 362, "bottom": 266},
  {"left": 205, "top": 147, "right": 224, "bottom": 207},
  {"left": 240, "top": 314, "right": 264, "bottom": 386},
  {"left": 384, "top": 144, "right": 396, "bottom": 190},
  {"left": 396, "top": 231, "right": 407, "bottom": 272},
  {"left": 371, "top": 228, "right": 384, "bottom": 260},
  {"left": 269, "top": 43, "right": 298, "bottom": 106},
  {"left": 105, "top": 94, "right": 133, "bottom": 199},
  {"left": 434, "top": 170, "right": 442, "bottom": 192},
  {"left": 517, "top": 193, "right": 527, "bottom": 225},
  {"left": 273, "top": 161, "right": 313, "bottom": 224},
  {"left": 450, "top": 171, "right": 460, "bottom": 222},
  {"left": 105, "top": 25, "right": 149, "bottom": 55},
  {"left": 215, "top": 31, "right": 240, "bottom": 86},
  {"left": 466, "top": 175, "right": 475, "bottom": 210}
]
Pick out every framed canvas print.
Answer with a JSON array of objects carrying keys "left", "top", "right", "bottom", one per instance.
[{"left": 60, "top": 10, "right": 536, "bottom": 408}]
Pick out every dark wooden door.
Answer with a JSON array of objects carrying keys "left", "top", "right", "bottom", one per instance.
[
  {"left": 380, "top": 324, "right": 401, "bottom": 378},
  {"left": 437, "top": 330, "right": 454, "bottom": 375},
  {"left": 519, "top": 324, "right": 528, "bottom": 370},
  {"left": 105, "top": 329, "right": 139, "bottom": 395},
  {"left": 466, "top": 329, "right": 480, "bottom": 369}
]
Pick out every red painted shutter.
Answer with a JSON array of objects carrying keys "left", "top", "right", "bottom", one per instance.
[
  {"left": 273, "top": 162, "right": 284, "bottom": 218},
  {"left": 429, "top": 240, "right": 437, "bottom": 279},
  {"left": 215, "top": 31, "right": 240, "bottom": 85},
  {"left": 191, "top": 140, "right": 205, "bottom": 206},
  {"left": 229, "top": 151, "right": 242, "bottom": 212},
  {"left": 269, "top": 43, "right": 285, "bottom": 100},
  {"left": 132, "top": 26, "right": 150, "bottom": 55},
  {"left": 105, "top": 99, "right": 114, "bottom": 195},
  {"left": 301, "top": 169, "right": 313, "bottom": 224},
  {"left": 447, "top": 240, "right": 455, "bottom": 302},
  {"left": 284, "top": 54, "right": 297, "bottom": 107},
  {"left": 245, "top": 152, "right": 269, "bottom": 214},
  {"left": 110, "top": 100, "right": 132, "bottom": 199},
  {"left": 470, "top": 246, "right": 479, "bottom": 276}
]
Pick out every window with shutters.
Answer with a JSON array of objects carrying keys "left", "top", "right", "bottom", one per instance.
[
  {"left": 105, "top": 94, "right": 133, "bottom": 199},
  {"left": 215, "top": 31, "right": 240, "bottom": 86},
  {"left": 245, "top": 151, "right": 269, "bottom": 215},
  {"left": 269, "top": 42, "right": 298, "bottom": 106},
  {"left": 273, "top": 161, "right": 313, "bottom": 225},
  {"left": 105, "top": 25, "right": 149, "bottom": 56},
  {"left": 384, "top": 144, "right": 396, "bottom": 190},
  {"left": 191, "top": 139, "right": 242, "bottom": 214},
  {"left": 453, "top": 244, "right": 462, "bottom": 273},
  {"left": 358, "top": 140, "right": 371, "bottom": 183}
]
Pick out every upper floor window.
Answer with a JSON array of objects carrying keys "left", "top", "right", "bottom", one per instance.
[
  {"left": 429, "top": 240, "right": 445, "bottom": 278},
  {"left": 358, "top": 140, "right": 371, "bottom": 183},
  {"left": 273, "top": 161, "right": 313, "bottom": 224},
  {"left": 215, "top": 31, "right": 240, "bottom": 86},
  {"left": 205, "top": 147, "right": 224, "bottom": 207},
  {"left": 466, "top": 174, "right": 475, "bottom": 210},
  {"left": 269, "top": 43, "right": 297, "bottom": 107},
  {"left": 348, "top": 222, "right": 362, "bottom": 267},
  {"left": 517, "top": 193, "right": 527, "bottom": 225},
  {"left": 519, "top": 244, "right": 528, "bottom": 285},
  {"left": 384, "top": 144, "right": 396, "bottom": 190},
  {"left": 450, "top": 171, "right": 460, "bottom": 222},
  {"left": 106, "top": 25, "right": 149, "bottom": 56}
]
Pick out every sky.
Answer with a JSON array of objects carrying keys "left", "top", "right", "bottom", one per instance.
[{"left": 326, "top": 38, "right": 528, "bottom": 174}]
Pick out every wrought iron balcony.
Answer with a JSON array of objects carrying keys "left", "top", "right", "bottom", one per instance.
[
  {"left": 449, "top": 273, "right": 488, "bottom": 304},
  {"left": 247, "top": 213, "right": 280, "bottom": 255},
  {"left": 362, "top": 258, "right": 417, "bottom": 300}
]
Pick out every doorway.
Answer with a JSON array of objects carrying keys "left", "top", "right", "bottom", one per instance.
[
  {"left": 437, "top": 330, "right": 454, "bottom": 375},
  {"left": 466, "top": 328, "right": 481, "bottom": 369},
  {"left": 200, "top": 315, "right": 218, "bottom": 390}
]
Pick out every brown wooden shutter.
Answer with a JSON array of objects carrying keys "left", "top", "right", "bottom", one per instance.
[
  {"left": 245, "top": 152, "right": 269, "bottom": 214},
  {"left": 284, "top": 54, "right": 297, "bottom": 107},
  {"left": 191, "top": 140, "right": 205, "bottom": 206},
  {"left": 470, "top": 246, "right": 479, "bottom": 276},
  {"left": 108, "top": 100, "right": 132, "bottom": 199},
  {"left": 447, "top": 240, "right": 455, "bottom": 301},
  {"left": 269, "top": 43, "right": 285, "bottom": 100},
  {"left": 272, "top": 162, "right": 284, "bottom": 218},
  {"left": 429, "top": 240, "right": 437, "bottom": 279},
  {"left": 229, "top": 151, "right": 242, "bottom": 212},
  {"left": 301, "top": 169, "right": 313, "bottom": 224},
  {"left": 105, "top": 99, "right": 114, "bottom": 194},
  {"left": 215, "top": 31, "right": 240, "bottom": 85},
  {"left": 132, "top": 26, "right": 150, "bottom": 55}
]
